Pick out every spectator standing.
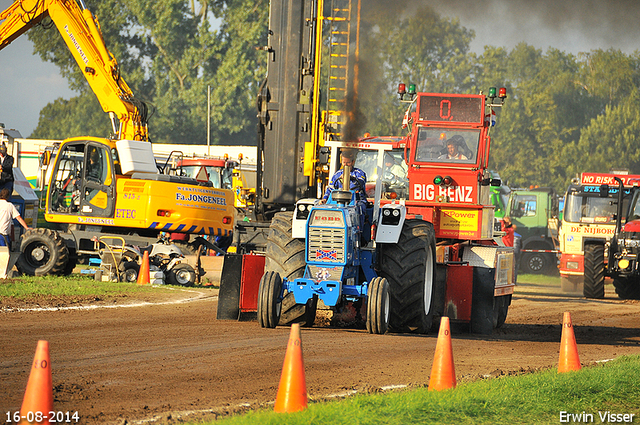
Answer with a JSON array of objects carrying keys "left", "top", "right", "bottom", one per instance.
[
  {"left": 501, "top": 216, "right": 515, "bottom": 247},
  {"left": 0, "top": 188, "right": 29, "bottom": 251},
  {"left": 501, "top": 216, "right": 519, "bottom": 282},
  {"left": 0, "top": 144, "right": 15, "bottom": 194}
]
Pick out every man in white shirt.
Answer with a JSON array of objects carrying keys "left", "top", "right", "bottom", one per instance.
[{"left": 0, "top": 188, "right": 29, "bottom": 250}]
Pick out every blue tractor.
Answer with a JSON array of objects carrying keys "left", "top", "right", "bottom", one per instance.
[{"left": 257, "top": 165, "right": 405, "bottom": 334}]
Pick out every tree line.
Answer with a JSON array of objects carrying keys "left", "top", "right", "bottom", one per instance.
[{"left": 26, "top": 1, "right": 640, "bottom": 194}]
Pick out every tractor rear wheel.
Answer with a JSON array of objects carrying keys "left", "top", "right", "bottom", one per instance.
[
  {"left": 265, "top": 212, "right": 314, "bottom": 326},
  {"left": 257, "top": 271, "right": 283, "bottom": 328},
  {"left": 583, "top": 244, "right": 605, "bottom": 299},
  {"left": 366, "top": 277, "right": 390, "bottom": 334},
  {"left": 16, "top": 228, "right": 69, "bottom": 276},
  {"left": 613, "top": 277, "right": 640, "bottom": 300},
  {"left": 379, "top": 220, "right": 438, "bottom": 334}
]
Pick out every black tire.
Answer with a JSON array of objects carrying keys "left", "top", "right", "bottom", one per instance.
[
  {"left": 583, "top": 244, "right": 605, "bottom": 299},
  {"left": 264, "top": 211, "right": 312, "bottom": 326},
  {"left": 302, "top": 296, "right": 318, "bottom": 327},
  {"left": 366, "top": 277, "right": 390, "bottom": 334},
  {"left": 613, "top": 277, "right": 640, "bottom": 300},
  {"left": 119, "top": 261, "right": 140, "bottom": 283},
  {"left": 166, "top": 263, "right": 196, "bottom": 286},
  {"left": 495, "top": 294, "right": 511, "bottom": 329},
  {"left": 63, "top": 253, "right": 78, "bottom": 276},
  {"left": 257, "top": 271, "right": 283, "bottom": 328},
  {"left": 379, "top": 220, "right": 438, "bottom": 333},
  {"left": 521, "top": 252, "right": 552, "bottom": 274},
  {"left": 16, "top": 228, "right": 69, "bottom": 276}
]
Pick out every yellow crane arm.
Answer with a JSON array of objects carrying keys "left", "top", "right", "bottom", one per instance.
[{"left": 0, "top": 0, "right": 148, "bottom": 141}]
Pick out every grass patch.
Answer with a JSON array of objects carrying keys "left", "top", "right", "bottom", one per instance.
[
  {"left": 517, "top": 273, "right": 561, "bottom": 286},
  {"left": 0, "top": 274, "right": 169, "bottom": 299},
  {"left": 208, "top": 356, "right": 640, "bottom": 425}
]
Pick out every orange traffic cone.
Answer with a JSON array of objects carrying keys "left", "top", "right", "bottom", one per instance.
[
  {"left": 428, "top": 316, "right": 457, "bottom": 391},
  {"left": 137, "top": 251, "right": 150, "bottom": 285},
  {"left": 18, "top": 340, "right": 53, "bottom": 425},
  {"left": 558, "top": 312, "right": 581, "bottom": 373},
  {"left": 274, "top": 324, "right": 308, "bottom": 413}
]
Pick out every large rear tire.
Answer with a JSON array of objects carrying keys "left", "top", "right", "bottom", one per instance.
[
  {"left": 16, "top": 228, "right": 69, "bottom": 276},
  {"left": 583, "top": 244, "right": 605, "bottom": 299},
  {"left": 366, "top": 277, "right": 390, "bottom": 334},
  {"left": 264, "top": 212, "right": 313, "bottom": 326},
  {"left": 613, "top": 277, "right": 640, "bottom": 300},
  {"left": 379, "top": 220, "right": 438, "bottom": 333},
  {"left": 257, "top": 271, "right": 283, "bottom": 328}
]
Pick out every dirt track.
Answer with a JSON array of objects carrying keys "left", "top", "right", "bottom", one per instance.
[{"left": 1, "top": 280, "right": 639, "bottom": 424}]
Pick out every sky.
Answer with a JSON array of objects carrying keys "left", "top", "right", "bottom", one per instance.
[{"left": 1, "top": 0, "right": 639, "bottom": 138}]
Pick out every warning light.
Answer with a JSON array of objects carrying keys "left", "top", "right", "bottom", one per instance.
[
  {"left": 157, "top": 209, "right": 171, "bottom": 217},
  {"left": 398, "top": 83, "right": 406, "bottom": 95},
  {"left": 488, "top": 87, "right": 497, "bottom": 98},
  {"left": 407, "top": 84, "right": 416, "bottom": 95},
  {"left": 499, "top": 87, "right": 507, "bottom": 98},
  {"left": 223, "top": 216, "right": 232, "bottom": 225},
  {"left": 434, "top": 175, "right": 453, "bottom": 186}
]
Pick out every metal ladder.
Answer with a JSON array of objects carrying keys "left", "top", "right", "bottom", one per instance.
[{"left": 324, "top": 0, "right": 354, "bottom": 140}]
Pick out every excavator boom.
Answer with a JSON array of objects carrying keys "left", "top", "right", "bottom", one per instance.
[{"left": 0, "top": 0, "right": 148, "bottom": 141}]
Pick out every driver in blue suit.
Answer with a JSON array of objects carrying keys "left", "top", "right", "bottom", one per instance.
[{"left": 320, "top": 148, "right": 367, "bottom": 204}]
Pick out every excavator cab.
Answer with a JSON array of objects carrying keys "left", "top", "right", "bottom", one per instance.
[{"left": 48, "top": 140, "right": 116, "bottom": 218}]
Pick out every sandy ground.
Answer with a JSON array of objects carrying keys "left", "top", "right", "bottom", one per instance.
[{"left": 1, "top": 277, "right": 638, "bottom": 424}]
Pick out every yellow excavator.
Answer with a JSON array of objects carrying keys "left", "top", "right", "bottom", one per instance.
[{"left": 0, "top": 0, "right": 234, "bottom": 277}]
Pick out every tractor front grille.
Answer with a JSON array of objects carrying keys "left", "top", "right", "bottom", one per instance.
[{"left": 308, "top": 228, "right": 345, "bottom": 263}]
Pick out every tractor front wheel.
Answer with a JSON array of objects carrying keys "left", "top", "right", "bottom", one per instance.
[
  {"left": 366, "top": 277, "right": 390, "bottom": 334},
  {"left": 265, "top": 212, "right": 315, "bottom": 326},
  {"left": 257, "top": 271, "right": 283, "bottom": 328}
]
